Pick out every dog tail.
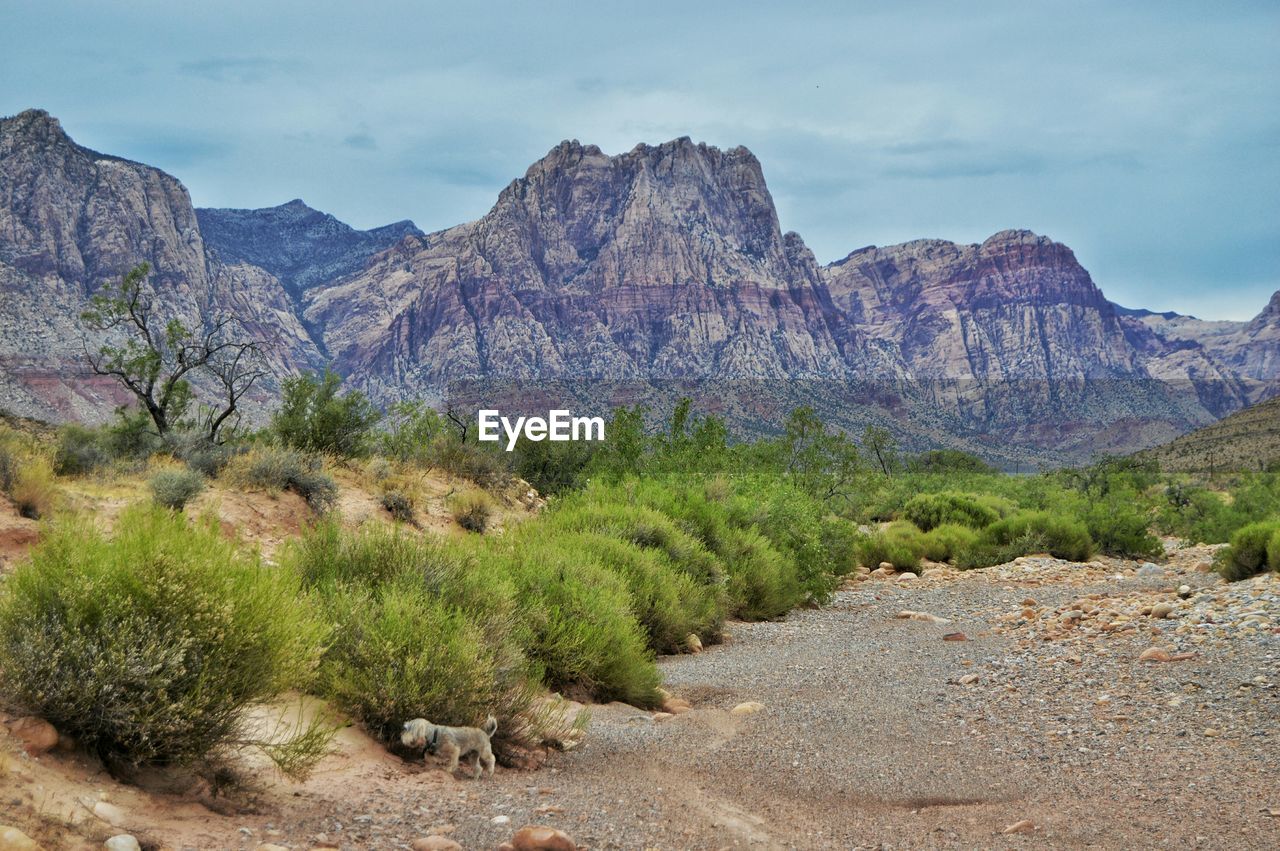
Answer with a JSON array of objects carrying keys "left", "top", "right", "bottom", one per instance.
[{"left": 482, "top": 715, "right": 498, "bottom": 738}]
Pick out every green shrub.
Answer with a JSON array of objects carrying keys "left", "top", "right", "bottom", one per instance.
[
  {"left": 233, "top": 446, "right": 338, "bottom": 513},
  {"left": 317, "top": 575, "right": 533, "bottom": 744},
  {"left": 430, "top": 435, "right": 511, "bottom": 488},
  {"left": 450, "top": 488, "right": 494, "bottom": 533},
  {"left": 515, "top": 528, "right": 723, "bottom": 653},
  {"left": 380, "top": 489, "right": 415, "bottom": 524},
  {"left": 271, "top": 368, "right": 381, "bottom": 458},
  {"left": 10, "top": 455, "right": 56, "bottom": 519},
  {"left": 166, "top": 432, "right": 235, "bottom": 478},
  {"left": 545, "top": 499, "right": 725, "bottom": 587},
  {"left": 484, "top": 537, "right": 662, "bottom": 708},
  {"left": 900, "top": 492, "right": 1001, "bottom": 531},
  {"left": 858, "top": 521, "right": 927, "bottom": 573},
  {"left": 53, "top": 423, "right": 110, "bottom": 475},
  {"left": 818, "top": 514, "right": 861, "bottom": 576},
  {"left": 0, "top": 507, "right": 326, "bottom": 772},
  {"left": 1084, "top": 497, "right": 1161, "bottom": 559},
  {"left": 723, "top": 477, "right": 842, "bottom": 604},
  {"left": 150, "top": 468, "right": 205, "bottom": 511},
  {"left": 1218, "top": 521, "right": 1280, "bottom": 581},
  {"left": 921, "top": 523, "right": 978, "bottom": 563},
  {"left": 968, "top": 511, "right": 1094, "bottom": 564},
  {"left": 1269, "top": 528, "right": 1280, "bottom": 574},
  {"left": 0, "top": 443, "right": 15, "bottom": 493}
]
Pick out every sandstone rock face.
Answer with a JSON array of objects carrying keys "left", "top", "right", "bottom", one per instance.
[
  {"left": 304, "top": 138, "right": 888, "bottom": 401},
  {"left": 197, "top": 199, "right": 420, "bottom": 299},
  {"left": 0, "top": 109, "right": 325, "bottom": 421},
  {"left": 0, "top": 109, "right": 1275, "bottom": 462},
  {"left": 823, "top": 231, "right": 1141, "bottom": 380}
]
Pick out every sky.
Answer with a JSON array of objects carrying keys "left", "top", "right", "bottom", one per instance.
[{"left": 2, "top": 1, "right": 1277, "bottom": 320}]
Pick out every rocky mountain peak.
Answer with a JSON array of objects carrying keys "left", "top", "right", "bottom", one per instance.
[{"left": 196, "top": 200, "right": 422, "bottom": 298}]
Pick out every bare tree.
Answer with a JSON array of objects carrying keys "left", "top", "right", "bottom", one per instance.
[{"left": 81, "top": 262, "right": 266, "bottom": 441}]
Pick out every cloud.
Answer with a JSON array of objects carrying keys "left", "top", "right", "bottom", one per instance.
[
  {"left": 0, "top": 0, "right": 1275, "bottom": 319},
  {"left": 343, "top": 131, "right": 377, "bottom": 151},
  {"left": 178, "top": 57, "right": 301, "bottom": 84}
]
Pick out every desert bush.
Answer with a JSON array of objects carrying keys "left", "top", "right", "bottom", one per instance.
[
  {"left": 1083, "top": 496, "right": 1162, "bottom": 559},
  {"left": 921, "top": 523, "right": 978, "bottom": 563},
  {"left": 1217, "top": 520, "right": 1280, "bottom": 581},
  {"left": 964, "top": 511, "right": 1094, "bottom": 566},
  {"left": 10, "top": 455, "right": 56, "bottom": 519},
  {"left": 857, "top": 521, "right": 927, "bottom": 573},
  {"left": 0, "top": 443, "right": 15, "bottom": 493},
  {"left": 450, "top": 488, "right": 494, "bottom": 533},
  {"left": 900, "top": 492, "right": 1001, "bottom": 532},
  {"left": 166, "top": 431, "right": 236, "bottom": 478},
  {"left": 230, "top": 446, "right": 337, "bottom": 513},
  {"left": 431, "top": 435, "right": 511, "bottom": 487},
  {"left": 150, "top": 468, "right": 205, "bottom": 511},
  {"left": 723, "top": 477, "right": 843, "bottom": 604},
  {"left": 53, "top": 423, "right": 110, "bottom": 475},
  {"left": 514, "top": 528, "right": 723, "bottom": 654},
  {"left": 381, "top": 489, "right": 415, "bottom": 524},
  {"left": 818, "top": 514, "right": 861, "bottom": 576},
  {"left": 0, "top": 507, "right": 327, "bottom": 772},
  {"left": 545, "top": 499, "right": 725, "bottom": 587},
  {"left": 606, "top": 477, "right": 810, "bottom": 617},
  {"left": 1269, "top": 528, "right": 1280, "bottom": 574},
  {"left": 908, "top": 449, "right": 996, "bottom": 474},
  {"left": 485, "top": 537, "right": 661, "bottom": 707},
  {"left": 317, "top": 574, "right": 533, "bottom": 744},
  {"left": 271, "top": 369, "right": 381, "bottom": 458}
]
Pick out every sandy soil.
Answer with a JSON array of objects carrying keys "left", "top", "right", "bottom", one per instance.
[{"left": 3, "top": 543, "right": 1277, "bottom": 850}]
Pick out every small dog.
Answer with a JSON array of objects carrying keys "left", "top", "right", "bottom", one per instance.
[{"left": 401, "top": 716, "right": 498, "bottom": 779}]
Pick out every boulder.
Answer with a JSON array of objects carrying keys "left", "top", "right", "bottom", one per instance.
[
  {"left": 511, "top": 825, "right": 577, "bottom": 851},
  {"left": 8, "top": 717, "right": 57, "bottom": 756}
]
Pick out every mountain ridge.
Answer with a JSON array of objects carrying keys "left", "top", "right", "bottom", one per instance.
[{"left": 0, "top": 107, "right": 1276, "bottom": 463}]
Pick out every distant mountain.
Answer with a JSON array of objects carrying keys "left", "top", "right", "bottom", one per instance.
[
  {"left": 0, "top": 108, "right": 1276, "bottom": 463},
  {"left": 1137, "top": 394, "right": 1280, "bottom": 472},
  {"left": 197, "top": 199, "right": 420, "bottom": 300}
]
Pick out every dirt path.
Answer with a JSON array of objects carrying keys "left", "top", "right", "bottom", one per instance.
[{"left": 4, "top": 549, "right": 1279, "bottom": 849}]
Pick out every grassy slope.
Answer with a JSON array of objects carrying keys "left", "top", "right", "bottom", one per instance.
[{"left": 1137, "top": 395, "right": 1280, "bottom": 473}]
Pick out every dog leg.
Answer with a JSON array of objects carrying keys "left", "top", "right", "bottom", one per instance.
[{"left": 441, "top": 742, "right": 461, "bottom": 775}]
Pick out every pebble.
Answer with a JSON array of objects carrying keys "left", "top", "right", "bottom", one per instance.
[
  {"left": 730, "top": 701, "right": 765, "bottom": 716},
  {"left": 1002, "top": 819, "right": 1036, "bottom": 834},
  {"left": 92, "top": 801, "right": 127, "bottom": 828},
  {"left": 942, "top": 632, "right": 968, "bottom": 642},
  {"left": 491, "top": 815, "right": 511, "bottom": 825},
  {"left": 411, "top": 838, "right": 463, "bottom": 851},
  {"left": 105, "top": 838, "right": 141, "bottom": 851},
  {"left": 0, "top": 825, "right": 40, "bottom": 851},
  {"left": 1137, "top": 563, "right": 1163, "bottom": 577}
]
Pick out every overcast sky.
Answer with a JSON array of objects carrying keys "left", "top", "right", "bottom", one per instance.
[{"left": 3, "top": 1, "right": 1277, "bottom": 319}]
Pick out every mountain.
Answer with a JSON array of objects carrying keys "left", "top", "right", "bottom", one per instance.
[
  {"left": 1136, "top": 393, "right": 1280, "bottom": 472},
  {"left": 196, "top": 199, "right": 421, "bottom": 300},
  {"left": 0, "top": 109, "right": 410, "bottom": 421},
  {"left": 0, "top": 108, "right": 1276, "bottom": 463},
  {"left": 304, "top": 138, "right": 892, "bottom": 400}
]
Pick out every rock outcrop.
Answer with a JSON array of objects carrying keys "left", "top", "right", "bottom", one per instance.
[
  {"left": 0, "top": 108, "right": 1275, "bottom": 462},
  {"left": 305, "top": 138, "right": 889, "bottom": 400},
  {"left": 197, "top": 199, "right": 420, "bottom": 300}
]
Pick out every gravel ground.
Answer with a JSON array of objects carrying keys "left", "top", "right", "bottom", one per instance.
[
  {"left": 255, "top": 548, "right": 1279, "bottom": 850},
  {"left": 13, "top": 550, "right": 1272, "bottom": 850}
]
